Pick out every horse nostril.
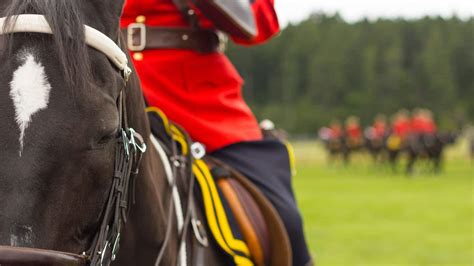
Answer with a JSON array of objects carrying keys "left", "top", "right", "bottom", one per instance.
[{"left": 10, "top": 224, "right": 34, "bottom": 247}]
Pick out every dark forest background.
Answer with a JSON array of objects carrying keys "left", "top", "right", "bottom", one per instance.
[{"left": 226, "top": 14, "right": 474, "bottom": 135}]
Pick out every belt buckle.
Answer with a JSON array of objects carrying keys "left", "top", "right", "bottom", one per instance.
[
  {"left": 127, "top": 23, "right": 146, "bottom": 52},
  {"left": 216, "top": 31, "right": 228, "bottom": 53}
]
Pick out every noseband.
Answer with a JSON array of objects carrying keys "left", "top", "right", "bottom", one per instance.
[{"left": 0, "top": 14, "right": 146, "bottom": 265}]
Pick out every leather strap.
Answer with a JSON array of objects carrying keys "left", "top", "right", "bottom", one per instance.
[
  {"left": 172, "top": 0, "right": 199, "bottom": 28},
  {"left": 0, "top": 246, "right": 87, "bottom": 265},
  {"left": 0, "top": 14, "right": 131, "bottom": 76},
  {"left": 122, "top": 26, "right": 221, "bottom": 53}
]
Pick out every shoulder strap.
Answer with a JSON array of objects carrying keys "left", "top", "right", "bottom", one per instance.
[{"left": 172, "top": 0, "right": 200, "bottom": 28}]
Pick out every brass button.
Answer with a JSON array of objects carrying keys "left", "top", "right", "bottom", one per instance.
[
  {"left": 136, "top": 15, "right": 146, "bottom": 23},
  {"left": 133, "top": 52, "right": 144, "bottom": 61}
]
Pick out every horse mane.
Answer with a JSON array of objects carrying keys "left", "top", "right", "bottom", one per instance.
[{"left": 2, "top": 0, "right": 90, "bottom": 88}]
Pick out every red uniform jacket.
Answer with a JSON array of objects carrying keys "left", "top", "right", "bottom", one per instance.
[
  {"left": 411, "top": 117, "right": 437, "bottom": 134},
  {"left": 121, "top": 0, "right": 280, "bottom": 152},
  {"left": 346, "top": 125, "right": 362, "bottom": 139},
  {"left": 330, "top": 125, "right": 342, "bottom": 139},
  {"left": 393, "top": 119, "right": 411, "bottom": 139},
  {"left": 373, "top": 122, "right": 386, "bottom": 139}
]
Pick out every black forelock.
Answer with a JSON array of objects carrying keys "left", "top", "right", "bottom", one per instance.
[{"left": 1, "top": 0, "right": 91, "bottom": 88}]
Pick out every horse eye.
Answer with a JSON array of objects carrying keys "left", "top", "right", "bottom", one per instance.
[
  {"left": 88, "top": 129, "right": 118, "bottom": 150},
  {"left": 97, "top": 130, "right": 118, "bottom": 145}
]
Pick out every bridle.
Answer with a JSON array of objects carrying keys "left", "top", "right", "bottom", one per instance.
[
  {"left": 0, "top": 14, "right": 147, "bottom": 265},
  {"left": 87, "top": 87, "right": 147, "bottom": 265}
]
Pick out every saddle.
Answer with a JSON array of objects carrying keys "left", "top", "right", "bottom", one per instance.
[{"left": 147, "top": 107, "right": 291, "bottom": 266}]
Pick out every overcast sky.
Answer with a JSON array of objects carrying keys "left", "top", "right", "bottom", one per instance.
[{"left": 275, "top": 0, "right": 473, "bottom": 26}]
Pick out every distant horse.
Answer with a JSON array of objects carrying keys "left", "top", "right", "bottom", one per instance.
[
  {"left": 385, "top": 133, "right": 407, "bottom": 172},
  {"left": 405, "top": 133, "right": 457, "bottom": 174},
  {"left": 364, "top": 128, "right": 388, "bottom": 164},
  {"left": 320, "top": 135, "right": 364, "bottom": 165},
  {"left": 0, "top": 1, "right": 230, "bottom": 265},
  {"left": 317, "top": 133, "right": 347, "bottom": 164}
]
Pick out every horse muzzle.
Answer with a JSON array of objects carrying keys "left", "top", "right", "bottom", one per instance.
[{"left": 0, "top": 245, "right": 87, "bottom": 265}]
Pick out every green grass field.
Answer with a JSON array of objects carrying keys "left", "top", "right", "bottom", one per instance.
[{"left": 292, "top": 139, "right": 473, "bottom": 266}]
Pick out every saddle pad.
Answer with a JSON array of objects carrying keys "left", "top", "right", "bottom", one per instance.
[
  {"left": 147, "top": 107, "right": 254, "bottom": 265},
  {"left": 193, "top": 160, "right": 255, "bottom": 266}
]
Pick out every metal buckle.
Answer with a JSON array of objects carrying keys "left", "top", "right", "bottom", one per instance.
[
  {"left": 127, "top": 23, "right": 146, "bottom": 52},
  {"left": 111, "top": 233, "right": 121, "bottom": 261},
  {"left": 128, "top": 128, "right": 147, "bottom": 154},
  {"left": 191, "top": 142, "right": 206, "bottom": 160},
  {"left": 216, "top": 31, "right": 228, "bottom": 53},
  {"left": 191, "top": 218, "right": 209, "bottom": 247},
  {"left": 121, "top": 129, "right": 130, "bottom": 159}
]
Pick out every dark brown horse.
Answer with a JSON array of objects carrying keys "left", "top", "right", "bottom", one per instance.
[
  {"left": 0, "top": 0, "right": 228, "bottom": 265},
  {"left": 405, "top": 132, "right": 457, "bottom": 175},
  {"left": 0, "top": 1, "right": 292, "bottom": 265}
]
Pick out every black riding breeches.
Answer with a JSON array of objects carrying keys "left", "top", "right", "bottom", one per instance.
[{"left": 211, "top": 139, "right": 311, "bottom": 266}]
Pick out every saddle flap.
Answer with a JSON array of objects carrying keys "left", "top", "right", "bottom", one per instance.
[
  {"left": 217, "top": 175, "right": 270, "bottom": 266},
  {"left": 204, "top": 158, "right": 292, "bottom": 266}
]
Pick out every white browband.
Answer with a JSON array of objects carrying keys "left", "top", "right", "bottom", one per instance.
[{"left": 0, "top": 14, "right": 131, "bottom": 77}]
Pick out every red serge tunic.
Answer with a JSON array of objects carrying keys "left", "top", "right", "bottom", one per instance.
[
  {"left": 411, "top": 117, "right": 437, "bottom": 134},
  {"left": 120, "top": 0, "right": 280, "bottom": 152}
]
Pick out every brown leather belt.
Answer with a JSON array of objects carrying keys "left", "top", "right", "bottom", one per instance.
[{"left": 121, "top": 24, "right": 223, "bottom": 53}]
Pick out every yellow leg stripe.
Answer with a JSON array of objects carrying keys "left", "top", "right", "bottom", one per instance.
[
  {"left": 170, "top": 124, "right": 184, "bottom": 139},
  {"left": 146, "top": 107, "right": 189, "bottom": 155},
  {"left": 172, "top": 134, "right": 189, "bottom": 155},
  {"left": 284, "top": 141, "right": 297, "bottom": 177},
  {"left": 195, "top": 160, "right": 251, "bottom": 256},
  {"left": 145, "top": 107, "right": 171, "bottom": 135},
  {"left": 170, "top": 125, "right": 189, "bottom": 155}
]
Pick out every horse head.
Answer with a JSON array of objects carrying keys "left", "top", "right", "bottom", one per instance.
[{"left": 0, "top": 0, "right": 139, "bottom": 257}]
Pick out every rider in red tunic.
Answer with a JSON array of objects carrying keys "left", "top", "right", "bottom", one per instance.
[
  {"left": 392, "top": 110, "right": 412, "bottom": 140},
  {"left": 345, "top": 116, "right": 362, "bottom": 148},
  {"left": 121, "top": 0, "right": 279, "bottom": 152},
  {"left": 121, "top": 1, "right": 311, "bottom": 265},
  {"left": 372, "top": 115, "right": 387, "bottom": 139},
  {"left": 411, "top": 109, "right": 437, "bottom": 134},
  {"left": 329, "top": 120, "right": 343, "bottom": 140}
]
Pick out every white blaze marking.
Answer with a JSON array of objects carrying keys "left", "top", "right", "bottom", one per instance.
[{"left": 9, "top": 51, "right": 51, "bottom": 155}]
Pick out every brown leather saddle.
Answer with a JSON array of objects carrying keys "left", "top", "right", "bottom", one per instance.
[{"left": 205, "top": 157, "right": 292, "bottom": 266}]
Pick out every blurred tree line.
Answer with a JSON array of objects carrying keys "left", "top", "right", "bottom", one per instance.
[{"left": 226, "top": 14, "right": 474, "bottom": 135}]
